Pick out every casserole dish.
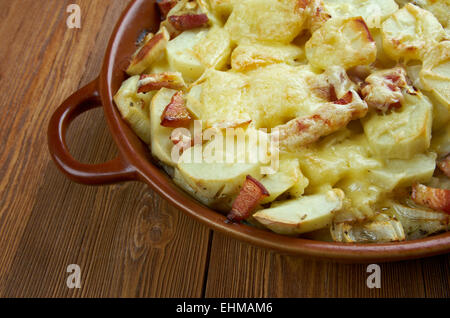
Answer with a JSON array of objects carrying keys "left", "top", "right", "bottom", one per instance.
[{"left": 48, "top": 0, "right": 450, "bottom": 262}]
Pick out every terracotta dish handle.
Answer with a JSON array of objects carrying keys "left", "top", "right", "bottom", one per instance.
[{"left": 48, "top": 78, "right": 136, "bottom": 184}]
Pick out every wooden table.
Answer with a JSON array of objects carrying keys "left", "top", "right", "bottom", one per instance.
[{"left": 0, "top": 0, "right": 448, "bottom": 298}]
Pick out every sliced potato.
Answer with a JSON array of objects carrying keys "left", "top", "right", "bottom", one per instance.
[
  {"left": 406, "top": 56, "right": 450, "bottom": 131},
  {"left": 363, "top": 92, "right": 433, "bottom": 159},
  {"left": 150, "top": 88, "right": 178, "bottom": 166},
  {"left": 368, "top": 152, "right": 437, "bottom": 191},
  {"left": 381, "top": 4, "right": 445, "bottom": 61},
  {"left": 194, "top": 25, "right": 232, "bottom": 69},
  {"left": 411, "top": 0, "right": 450, "bottom": 30},
  {"left": 177, "top": 137, "right": 262, "bottom": 200},
  {"left": 231, "top": 42, "right": 305, "bottom": 71},
  {"left": 113, "top": 76, "right": 152, "bottom": 144},
  {"left": 420, "top": 41, "right": 450, "bottom": 108},
  {"left": 303, "top": 0, "right": 331, "bottom": 33},
  {"left": 253, "top": 189, "right": 345, "bottom": 235},
  {"left": 209, "top": 0, "right": 235, "bottom": 20},
  {"left": 166, "top": 28, "right": 209, "bottom": 81},
  {"left": 192, "top": 65, "right": 322, "bottom": 129},
  {"left": 431, "top": 97, "right": 450, "bottom": 132},
  {"left": 127, "top": 27, "right": 170, "bottom": 76},
  {"left": 225, "top": 0, "right": 307, "bottom": 44},
  {"left": 173, "top": 168, "right": 232, "bottom": 211},
  {"left": 324, "top": 0, "right": 398, "bottom": 28},
  {"left": 306, "top": 17, "right": 377, "bottom": 70},
  {"left": 259, "top": 158, "right": 308, "bottom": 204},
  {"left": 195, "top": 69, "right": 251, "bottom": 127},
  {"left": 297, "top": 134, "right": 382, "bottom": 189},
  {"left": 372, "top": 28, "right": 396, "bottom": 68},
  {"left": 431, "top": 124, "right": 450, "bottom": 157}
]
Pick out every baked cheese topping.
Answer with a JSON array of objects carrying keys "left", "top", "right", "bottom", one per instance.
[{"left": 114, "top": 0, "right": 450, "bottom": 243}]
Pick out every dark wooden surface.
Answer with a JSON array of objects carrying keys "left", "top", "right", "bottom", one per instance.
[{"left": 0, "top": 0, "right": 448, "bottom": 298}]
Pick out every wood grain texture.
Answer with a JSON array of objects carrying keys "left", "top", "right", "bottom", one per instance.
[
  {"left": 0, "top": 0, "right": 210, "bottom": 298},
  {"left": 205, "top": 234, "right": 449, "bottom": 298},
  {"left": 0, "top": 0, "right": 448, "bottom": 298}
]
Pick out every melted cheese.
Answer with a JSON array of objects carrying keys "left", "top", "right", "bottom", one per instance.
[
  {"left": 324, "top": 0, "right": 398, "bottom": 28},
  {"left": 225, "top": 0, "right": 307, "bottom": 44},
  {"left": 114, "top": 0, "right": 450, "bottom": 241},
  {"left": 193, "top": 64, "right": 323, "bottom": 129}
]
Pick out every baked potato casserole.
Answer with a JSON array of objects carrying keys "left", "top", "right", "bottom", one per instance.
[{"left": 114, "top": 0, "right": 450, "bottom": 243}]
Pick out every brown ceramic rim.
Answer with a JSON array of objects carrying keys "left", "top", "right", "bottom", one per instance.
[{"left": 48, "top": 0, "right": 450, "bottom": 263}]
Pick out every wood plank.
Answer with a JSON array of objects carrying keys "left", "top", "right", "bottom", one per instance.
[
  {"left": 205, "top": 233, "right": 450, "bottom": 298},
  {"left": 0, "top": 0, "right": 211, "bottom": 297}
]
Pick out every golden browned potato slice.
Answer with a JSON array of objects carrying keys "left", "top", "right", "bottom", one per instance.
[
  {"left": 362, "top": 92, "right": 433, "bottom": 159},
  {"left": 127, "top": 27, "right": 170, "bottom": 76},
  {"left": 381, "top": 3, "right": 445, "bottom": 61},
  {"left": 253, "top": 189, "right": 345, "bottom": 235},
  {"left": 113, "top": 76, "right": 152, "bottom": 144},
  {"left": 420, "top": 41, "right": 450, "bottom": 109},
  {"left": 306, "top": 17, "right": 377, "bottom": 70},
  {"left": 225, "top": 0, "right": 307, "bottom": 44}
]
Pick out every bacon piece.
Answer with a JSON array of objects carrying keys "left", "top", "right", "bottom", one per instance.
[
  {"left": 296, "top": 0, "right": 310, "bottom": 10},
  {"left": 227, "top": 176, "right": 269, "bottom": 222},
  {"left": 438, "top": 156, "right": 450, "bottom": 178},
  {"left": 135, "top": 33, "right": 164, "bottom": 63},
  {"left": 334, "top": 91, "right": 353, "bottom": 105},
  {"left": 127, "top": 28, "right": 170, "bottom": 75},
  {"left": 169, "top": 13, "right": 209, "bottom": 31},
  {"left": 361, "top": 67, "right": 415, "bottom": 112},
  {"left": 412, "top": 183, "right": 450, "bottom": 214},
  {"left": 275, "top": 91, "right": 368, "bottom": 149},
  {"left": 137, "top": 72, "right": 186, "bottom": 93},
  {"left": 157, "top": 0, "right": 177, "bottom": 19},
  {"left": 161, "top": 91, "right": 192, "bottom": 128}
]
